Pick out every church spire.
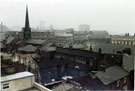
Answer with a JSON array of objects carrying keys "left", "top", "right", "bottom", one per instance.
[
  {"left": 25, "top": 5, "right": 30, "bottom": 28},
  {"left": 23, "top": 5, "right": 31, "bottom": 41}
]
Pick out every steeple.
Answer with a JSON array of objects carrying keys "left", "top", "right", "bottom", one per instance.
[
  {"left": 25, "top": 5, "right": 30, "bottom": 28},
  {"left": 23, "top": 5, "right": 31, "bottom": 41}
]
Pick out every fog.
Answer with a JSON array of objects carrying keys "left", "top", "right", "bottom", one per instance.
[{"left": 0, "top": 0, "right": 135, "bottom": 35}]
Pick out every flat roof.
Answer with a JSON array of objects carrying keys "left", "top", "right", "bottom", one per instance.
[{"left": 1, "top": 72, "right": 34, "bottom": 82}]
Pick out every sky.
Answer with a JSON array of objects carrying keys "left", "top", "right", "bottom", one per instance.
[{"left": 0, "top": 0, "right": 135, "bottom": 35}]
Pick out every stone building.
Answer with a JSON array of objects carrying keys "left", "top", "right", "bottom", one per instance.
[
  {"left": 73, "top": 31, "right": 88, "bottom": 43},
  {"left": 88, "top": 31, "right": 111, "bottom": 43},
  {"left": 111, "top": 35, "right": 135, "bottom": 45}
]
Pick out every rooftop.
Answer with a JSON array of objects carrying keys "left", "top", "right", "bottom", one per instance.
[
  {"left": 18, "top": 45, "right": 37, "bottom": 52},
  {"left": 92, "top": 43, "right": 135, "bottom": 55},
  {"left": 6, "top": 36, "right": 16, "bottom": 44},
  {"left": 55, "top": 33, "right": 73, "bottom": 37},
  {"left": 41, "top": 47, "right": 56, "bottom": 52},
  {"left": 88, "top": 31, "right": 110, "bottom": 39},
  {"left": 25, "top": 39, "right": 45, "bottom": 45},
  {"left": 0, "top": 41, "right": 6, "bottom": 48},
  {"left": 122, "top": 54, "right": 134, "bottom": 72},
  {"left": 24, "top": 53, "right": 40, "bottom": 59},
  {"left": 56, "top": 47, "right": 98, "bottom": 58},
  {"left": 1, "top": 71, "right": 34, "bottom": 82},
  {"left": 37, "top": 58, "right": 71, "bottom": 69},
  {"left": 96, "top": 66, "right": 129, "bottom": 85}
]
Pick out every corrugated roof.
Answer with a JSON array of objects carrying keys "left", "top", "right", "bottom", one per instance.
[
  {"left": 96, "top": 66, "right": 129, "bottom": 85},
  {"left": 1, "top": 72, "right": 34, "bottom": 82}
]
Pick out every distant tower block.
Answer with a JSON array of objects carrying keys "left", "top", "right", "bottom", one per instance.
[
  {"left": 39, "top": 21, "right": 45, "bottom": 30},
  {"left": 22, "top": 6, "right": 31, "bottom": 41},
  {"left": 1, "top": 22, "right": 3, "bottom": 32},
  {"left": 50, "top": 25, "right": 53, "bottom": 30},
  {"left": 79, "top": 24, "right": 90, "bottom": 31}
]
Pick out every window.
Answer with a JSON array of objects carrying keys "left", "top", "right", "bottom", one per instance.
[{"left": 3, "top": 83, "right": 9, "bottom": 90}]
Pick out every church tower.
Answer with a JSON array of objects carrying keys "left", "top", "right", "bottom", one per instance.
[{"left": 23, "top": 6, "right": 31, "bottom": 41}]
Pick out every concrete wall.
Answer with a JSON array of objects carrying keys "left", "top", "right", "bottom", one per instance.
[
  {"left": 34, "top": 82, "right": 51, "bottom": 91},
  {"left": 1, "top": 76, "right": 34, "bottom": 91}
]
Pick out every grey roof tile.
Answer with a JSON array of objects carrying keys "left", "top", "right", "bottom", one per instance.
[
  {"left": 24, "top": 53, "right": 40, "bottom": 58},
  {"left": 56, "top": 47, "right": 98, "bottom": 58},
  {"left": 25, "top": 39, "right": 45, "bottom": 45},
  {"left": 6, "top": 36, "right": 15, "bottom": 44},
  {"left": 122, "top": 54, "right": 134, "bottom": 72},
  {"left": 18, "top": 45, "right": 37, "bottom": 52},
  {"left": 96, "top": 66, "right": 129, "bottom": 85}
]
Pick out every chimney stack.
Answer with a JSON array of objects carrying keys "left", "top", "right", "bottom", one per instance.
[
  {"left": 89, "top": 45, "right": 92, "bottom": 52},
  {"left": 99, "top": 48, "right": 102, "bottom": 54}
]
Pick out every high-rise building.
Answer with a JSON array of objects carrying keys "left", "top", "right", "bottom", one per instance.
[
  {"left": 39, "top": 21, "right": 45, "bottom": 30},
  {"left": 22, "top": 6, "right": 31, "bottom": 41},
  {"left": 79, "top": 24, "right": 90, "bottom": 31}
]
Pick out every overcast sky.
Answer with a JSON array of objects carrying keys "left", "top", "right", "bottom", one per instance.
[{"left": 0, "top": 0, "right": 135, "bottom": 35}]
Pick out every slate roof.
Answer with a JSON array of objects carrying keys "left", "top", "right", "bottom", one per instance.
[
  {"left": 0, "top": 41, "right": 6, "bottom": 48},
  {"left": 63, "top": 44, "right": 86, "bottom": 49},
  {"left": 6, "top": 36, "right": 16, "bottom": 44},
  {"left": 56, "top": 47, "right": 98, "bottom": 58},
  {"left": 122, "top": 54, "right": 134, "bottom": 72},
  {"left": 25, "top": 39, "right": 45, "bottom": 45},
  {"left": 112, "top": 35, "right": 135, "bottom": 39},
  {"left": 37, "top": 58, "right": 71, "bottom": 69},
  {"left": 72, "top": 44, "right": 86, "bottom": 49},
  {"left": 24, "top": 53, "right": 40, "bottom": 59},
  {"left": 45, "top": 43, "right": 54, "bottom": 47},
  {"left": 92, "top": 43, "right": 114, "bottom": 54},
  {"left": 18, "top": 45, "right": 37, "bottom": 52},
  {"left": 96, "top": 66, "right": 129, "bottom": 85},
  {"left": 40, "top": 46, "right": 56, "bottom": 52},
  {"left": 15, "top": 41, "right": 21, "bottom": 44},
  {"left": 74, "top": 31, "right": 88, "bottom": 35},
  {"left": 44, "top": 47, "right": 56, "bottom": 52},
  {"left": 72, "top": 73, "right": 104, "bottom": 90},
  {"left": 92, "top": 43, "right": 135, "bottom": 54},
  {"left": 88, "top": 31, "right": 110, "bottom": 39}
]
